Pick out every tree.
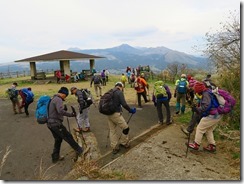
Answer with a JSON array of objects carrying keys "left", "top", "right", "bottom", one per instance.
[{"left": 203, "top": 10, "right": 240, "bottom": 129}]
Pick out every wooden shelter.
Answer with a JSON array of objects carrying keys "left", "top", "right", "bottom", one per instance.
[{"left": 15, "top": 50, "right": 104, "bottom": 79}]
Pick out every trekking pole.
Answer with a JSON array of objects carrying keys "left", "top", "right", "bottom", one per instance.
[
  {"left": 105, "top": 129, "right": 110, "bottom": 148},
  {"left": 186, "top": 133, "right": 191, "bottom": 158},
  {"left": 66, "top": 117, "right": 71, "bottom": 133},
  {"left": 64, "top": 105, "right": 71, "bottom": 133},
  {"left": 71, "top": 106, "right": 87, "bottom": 147}
]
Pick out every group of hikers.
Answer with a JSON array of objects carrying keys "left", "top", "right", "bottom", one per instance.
[
  {"left": 6, "top": 82, "right": 34, "bottom": 116},
  {"left": 6, "top": 70, "right": 236, "bottom": 163}
]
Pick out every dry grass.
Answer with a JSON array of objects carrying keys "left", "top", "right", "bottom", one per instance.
[
  {"left": 34, "top": 158, "right": 57, "bottom": 180},
  {"left": 0, "top": 146, "right": 12, "bottom": 177},
  {"left": 70, "top": 160, "right": 136, "bottom": 180}
]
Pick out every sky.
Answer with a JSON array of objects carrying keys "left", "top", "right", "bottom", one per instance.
[{"left": 0, "top": 0, "right": 240, "bottom": 64}]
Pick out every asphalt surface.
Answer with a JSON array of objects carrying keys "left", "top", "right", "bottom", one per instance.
[{"left": 0, "top": 98, "right": 174, "bottom": 180}]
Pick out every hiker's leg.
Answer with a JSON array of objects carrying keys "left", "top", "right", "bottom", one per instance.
[
  {"left": 142, "top": 90, "right": 148, "bottom": 102},
  {"left": 176, "top": 93, "right": 181, "bottom": 112},
  {"left": 137, "top": 93, "right": 142, "bottom": 107},
  {"left": 107, "top": 114, "right": 118, "bottom": 149},
  {"left": 48, "top": 126, "right": 63, "bottom": 160},
  {"left": 181, "top": 94, "right": 186, "bottom": 113},
  {"left": 156, "top": 100, "right": 163, "bottom": 123},
  {"left": 98, "top": 84, "right": 102, "bottom": 96},
  {"left": 163, "top": 100, "right": 171, "bottom": 123},
  {"left": 194, "top": 116, "right": 219, "bottom": 145},
  {"left": 205, "top": 116, "right": 222, "bottom": 145},
  {"left": 94, "top": 84, "right": 98, "bottom": 97},
  {"left": 24, "top": 102, "right": 29, "bottom": 115},
  {"left": 77, "top": 113, "right": 83, "bottom": 129},
  {"left": 187, "top": 113, "right": 201, "bottom": 133},
  {"left": 11, "top": 100, "right": 17, "bottom": 113},
  {"left": 115, "top": 113, "right": 129, "bottom": 145},
  {"left": 56, "top": 125, "right": 82, "bottom": 152},
  {"left": 83, "top": 108, "right": 90, "bottom": 128}
]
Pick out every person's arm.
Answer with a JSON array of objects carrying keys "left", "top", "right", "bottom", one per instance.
[
  {"left": 117, "top": 91, "right": 131, "bottom": 112},
  {"left": 76, "top": 90, "right": 85, "bottom": 112},
  {"left": 56, "top": 97, "right": 74, "bottom": 117}
]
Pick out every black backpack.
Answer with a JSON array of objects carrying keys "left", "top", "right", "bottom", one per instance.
[
  {"left": 99, "top": 89, "right": 118, "bottom": 115},
  {"left": 80, "top": 88, "right": 93, "bottom": 109}
]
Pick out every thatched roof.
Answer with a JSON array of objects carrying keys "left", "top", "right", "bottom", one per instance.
[{"left": 15, "top": 50, "right": 104, "bottom": 62}]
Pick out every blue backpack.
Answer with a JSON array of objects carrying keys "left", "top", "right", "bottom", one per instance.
[
  {"left": 35, "top": 95, "right": 51, "bottom": 124},
  {"left": 177, "top": 80, "right": 187, "bottom": 94},
  {"left": 22, "top": 88, "right": 34, "bottom": 103}
]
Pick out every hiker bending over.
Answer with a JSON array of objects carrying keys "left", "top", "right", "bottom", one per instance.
[
  {"left": 47, "top": 87, "right": 83, "bottom": 163},
  {"left": 187, "top": 82, "right": 222, "bottom": 153},
  {"left": 6, "top": 82, "right": 22, "bottom": 114},
  {"left": 174, "top": 74, "right": 189, "bottom": 114},
  {"left": 107, "top": 82, "right": 136, "bottom": 154},
  {"left": 70, "top": 87, "right": 92, "bottom": 132},
  {"left": 152, "top": 80, "right": 172, "bottom": 125},
  {"left": 19, "top": 87, "right": 34, "bottom": 116}
]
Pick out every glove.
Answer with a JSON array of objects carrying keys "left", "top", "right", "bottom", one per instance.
[
  {"left": 64, "top": 104, "right": 68, "bottom": 111},
  {"left": 129, "top": 108, "right": 136, "bottom": 114},
  {"left": 79, "top": 109, "right": 83, "bottom": 114},
  {"left": 191, "top": 105, "right": 199, "bottom": 114},
  {"left": 71, "top": 112, "right": 76, "bottom": 117}
]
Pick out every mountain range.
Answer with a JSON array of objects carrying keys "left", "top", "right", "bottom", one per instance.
[{"left": 0, "top": 44, "right": 209, "bottom": 74}]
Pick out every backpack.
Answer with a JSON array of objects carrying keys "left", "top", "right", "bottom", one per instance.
[
  {"left": 212, "top": 88, "right": 236, "bottom": 114},
  {"left": 94, "top": 75, "right": 101, "bottom": 84},
  {"left": 154, "top": 81, "right": 167, "bottom": 98},
  {"left": 35, "top": 95, "right": 51, "bottom": 124},
  {"left": 22, "top": 88, "right": 34, "bottom": 103},
  {"left": 202, "top": 91, "right": 220, "bottom": 117},
  {"left": 134, "top": 79, "right": 144, "bottom": 90},
  {"left": 177, "top": 80, "right": 187, "bottom": 94},
  {"left": 80, "top": 88, "right": 93, "bottom": 109},
  {"left": 7, "top": 88, "right": 18, "bottom": 99},
  {"left": 99, "top": 89, "right": 118, "bottom": 115}
]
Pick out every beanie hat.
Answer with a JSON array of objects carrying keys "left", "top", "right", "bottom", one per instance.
[
  {"left": 58, "top": 87, "right": 69, "bottom": 96},
  {"left": 194, "top": 82, "right": 207, "bottom": 94},
  {"left": 115, "top": 82, "right": 124, "bottom": 88},
  {"left": 70, "top": 87, "right": 77, "bottom": 95}
]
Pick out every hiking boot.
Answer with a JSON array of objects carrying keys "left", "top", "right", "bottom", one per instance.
[
  {"left": 52, "top": 156, "right": 64, "bottom": 163},
  {"left": 74, "top": 127, "right": 82, "bottom": 132},
  {"left": 120, "top": 143, "right": 130, "bottom": 149},
  {"left": 158, "top": 121, "right": 163, "bottom": 125},
  {"left": 82, "top": 127, "right": 91, "bottom": 132},
  {"left": 180, "top": 125, "right": 190, "bottom": 136},
  {"left": 112, "top": 148, "right": 120, "bottom": 154},
  {"left": 187, "top": 142, "right": 200, "bottom": 150},
  {"left": 203, "top": 144, "right": 216, "bottom": 153},
  {"left": 175, "top": 111, "right": 180, "bottom": 114},
  {"left": 166, "top": 120, "right": 172, "bottom": 125}
]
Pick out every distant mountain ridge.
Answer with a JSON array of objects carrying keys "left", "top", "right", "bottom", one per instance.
[
  {"left": 69, "top": 44, "right": 209, "bottom": 73},
  {"left": 0, "top": 44, "right": 209, "bottom": 73}
]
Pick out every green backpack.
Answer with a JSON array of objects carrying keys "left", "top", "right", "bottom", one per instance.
[{"left": 154, "top": 81, "right": 167, "bottom": 98}]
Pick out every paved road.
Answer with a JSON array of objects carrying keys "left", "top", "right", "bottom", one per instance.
[{"left": 0, "top": 99, "right": 173, "bottom": 180}]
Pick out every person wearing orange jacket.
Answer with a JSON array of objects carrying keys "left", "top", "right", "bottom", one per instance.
[{"left": 134, "top": 75, "right": 149, "bottom": 108}]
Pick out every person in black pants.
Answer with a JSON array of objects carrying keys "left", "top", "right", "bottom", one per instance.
[{"left": 47, "top": 87, "right": 83, "bottom": 163}]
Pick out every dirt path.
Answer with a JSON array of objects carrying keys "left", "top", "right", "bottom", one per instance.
[{"left": 0, "top": 98, "right": 240, "bottom": 181}]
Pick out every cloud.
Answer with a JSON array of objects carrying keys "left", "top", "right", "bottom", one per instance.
[{"left": 0, "top": 0, "right": 240, "bottom": 62}]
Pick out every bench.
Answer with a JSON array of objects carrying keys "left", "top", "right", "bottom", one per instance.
[{"left": 35, "top": 72, "right": 46, "bottom": 80}]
